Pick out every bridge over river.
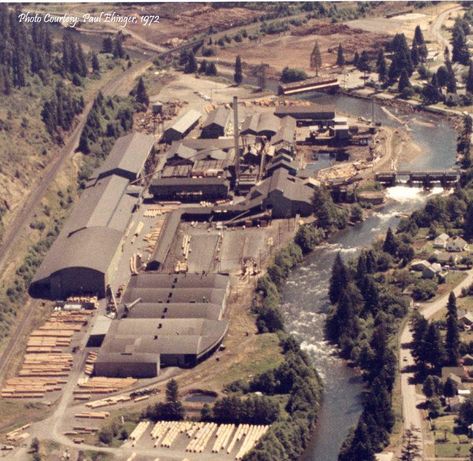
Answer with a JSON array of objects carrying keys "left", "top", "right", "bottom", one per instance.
[{"left": 375, "top": 169, "right": 460, "bottom": 187}]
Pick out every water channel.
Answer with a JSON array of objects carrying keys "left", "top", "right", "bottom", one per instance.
[{"left": 292, "top": 94, "right": 458, "bottom": 461}]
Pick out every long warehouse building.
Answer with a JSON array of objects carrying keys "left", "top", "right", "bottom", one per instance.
[
  {"left": 93, "top": 273, "right": 230, "bottom": 377},
  {"left": 30, "top": 132, "right": 155, "bottom": 299}
]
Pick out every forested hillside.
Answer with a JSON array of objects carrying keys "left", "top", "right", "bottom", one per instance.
[{"left": 0, "top": 5, "right": 119, "bottom": 238}]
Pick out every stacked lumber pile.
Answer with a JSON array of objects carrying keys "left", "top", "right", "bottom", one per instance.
[
  {"left": 74, "top": 377, "right": 137, "bottom": 397},
  {"left": 84, "top": 394, "right": 132, "bottom": 407},
  {"left": 65, "top": 426, "right": 98, "bottom": 436},
  {"left": 27, "top": 311, "right": 92, "bottom": 353},
  {"left": 1, "top": 310, "right": 92, "bottom": 399},
  {"left": 66, "top": 296, "right": 98, "bottom": 309},
  {"left": 75, "top": 411, "right": 110, "bottom": 420},
  {"left": 186, "top": 423, "right": 217, "bottom": 453},
  {"left": 1, "top": 352, "right": 72, "bottom": 399},
  {"left": 5, "top": 424, "right": 30, "bottom": 443},
  {"left": 1, "top": 377, "right": 67, "bottom": 399},
  {"left": 143, "top": 204, "right": 179, "bottom": 218},
  {"left": 234, "top": 425, "right": 269, "bottom": 460},
  {"left": 144, "top": 221, "right": 164, "bottom": 253},
  {"left": 19, "top": 353, "right": 73, "bottom": 377},
  {"left": 84, "top": 352, "right": 97, "bottom": 376},
  {"left": 129, "top": 421, "right": 150, "bottom": 445}
]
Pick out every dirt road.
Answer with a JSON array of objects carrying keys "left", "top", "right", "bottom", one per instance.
[
  {"left": 429, "top": 4, "right": 463, "bottom": 55},
  {"left": 399, "top": 268, "right": 473, "bottom": 457}
]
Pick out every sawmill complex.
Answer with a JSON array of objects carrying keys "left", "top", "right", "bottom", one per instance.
[{"left": 26, "top": 98, "right": 371, "bottom": 379}]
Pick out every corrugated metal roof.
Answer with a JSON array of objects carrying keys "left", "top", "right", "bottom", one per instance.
[
  {"left": 96, "top": 132, "right": 155, "bottom": 179},
  {"left": 202, "top": 107, "right": 230, "bottom": 129},
  {"left": 63, "top": 175, "right": 130, "bottom": 235},
  {"left": 126, "top": 302, "right": 222, "bottom": 320},
  {"left": 167, "top": 110, "right": 201, "bottom": 135},
  {"left": 33, "top": 226, "right": 123, "bottom": 282},
  {"left": 128, "top": 273, "right": 229, "bottom": 290}
]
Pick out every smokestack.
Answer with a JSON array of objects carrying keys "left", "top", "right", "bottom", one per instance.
[{"left": 233, "top": 96, "right": 240, "bottom": 184}]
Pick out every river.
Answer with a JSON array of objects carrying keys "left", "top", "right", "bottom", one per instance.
[{"left": 285, "top": 94, "right": 458, "bottom": 461}]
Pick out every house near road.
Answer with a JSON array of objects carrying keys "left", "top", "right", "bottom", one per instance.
[
  {"left": 433, "top": 232, "right": 450, "bottom": 249},
  {"left": 422, "top": 262, "right": 442, "bottom": 279},
  {"left": 459, "top": 312, "right": 473, "bottom": 329},
  {"left": 446, "top": 236, "right": 468, "bottom": 252}
]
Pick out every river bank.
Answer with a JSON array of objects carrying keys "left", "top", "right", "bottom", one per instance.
[{"left": 285, "top": 91, "right": 459, "bottom": 461}]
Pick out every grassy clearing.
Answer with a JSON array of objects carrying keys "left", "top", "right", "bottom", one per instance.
[
  {"left": 433, "top": 415, "right": 471, "bottom": 458},
  {"left": 209, "top": 333, "right": 283, "bottom": 388},
  {"left": 0, "top": 400, "right": 54, "bottom": 436}
]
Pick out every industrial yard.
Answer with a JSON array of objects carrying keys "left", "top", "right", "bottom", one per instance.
[{"left": 0, "top": 42, "right": 386, "bottom": 459}]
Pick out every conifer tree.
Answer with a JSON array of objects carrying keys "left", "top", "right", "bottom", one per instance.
[
  {"left": 134, "top": 77, "right": 149, "bottom": 108},
  {"left": 413, "top": 25, "right": 425, "bottom": 46},
  {"left": 206, "top": 62, "right": 217, "bottom": 76},
  {"left": 329, "top": 252, "right": 348, "bottom": 305},
  {"left": 102, "top": 37, "right": 113, "bottom": 53},
  {"left": 234, "top": 55, "right": 243, "bottom": 85},
  {"left": 376, "top": 49, "right": 387, "bottom": 82},
  {"left": 199, "top": 59, "right": 208, "bottom": 74},
  {"left": 336, "top": 43, "right": 345, "bottom": 66},
  {"left": 467, "top": 62, "right": 473, "bottom": 93},
  {"left": 184, "top": 52, "right": 198, "bottom": 73},
  {"left": 452, "top": 19, "right": 470, "bottom": 65},
  {"left": 446, "top": 291, "right": 460, "bottom": 365},
  {"left": 92, "top": 53, "right": 100, "bottom": 74},
  {"left": 310, "top": 41, "right": 322, "bottom": 76},
  {"left": 398, "top": 69, "right": 411, "bottom": 92},
  {"left": 353, "top": 51, "right": 360, "bottom": 66},
  {"left": 383, "top": 227, "right": 397, "bottom": 256}
]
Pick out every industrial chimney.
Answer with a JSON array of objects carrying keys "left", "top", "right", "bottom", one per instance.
[{"left": 233, "top": 96, "right": 240, "bottom": 184}]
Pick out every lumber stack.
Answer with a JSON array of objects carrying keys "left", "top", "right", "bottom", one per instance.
[
  {"left": 74, "top": 377, "right": 137, "bottom": 396},
  {"left": 1, "top": 377, "right": 66, "bottom": 398},
  {"left": 129, "top": 421, "right": 149, "bottom": 445},
  {"left": 84, "top": 394, "right": 132, "bottom": 407},
  {"left": 235, "top": 425, "right": 269, "bottom": 460},
  {"left": 19, "top": 353, "right": 73, "bottom": 377},
  {"left": 75, "top": 411, "right": 110, "bottom": 420},
  {"left": 85, "top": 352, "right": 98, "bottom": 375},
  {"left": 66, "top": 296, "right": 98, "bottom": 309},
  {"left": 1, "top": 309, "right": 91, "bottom": 400},
  {"left": 6, "top": 424, "right": 30, "bottom": 442}
]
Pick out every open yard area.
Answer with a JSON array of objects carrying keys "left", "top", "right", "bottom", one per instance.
[{"left": 432, "top": 415, "right": 472, "bottom": 458}]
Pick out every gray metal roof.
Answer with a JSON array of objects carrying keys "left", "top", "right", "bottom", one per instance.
[
  {"left": 274, "top": 104, "right": 335, "bottom": 119},
  {"left": 166, "top": 141, "right": 197, "bottom": 161},
  {"left": 127, "top": 273, "right": 229, "bottom": 290},
  {"left": 203, "top": 107, "right": 230, "bottom": 129},
  {"left": 126, "top": 302, "right": 222, "bottom": 320},
  {"left": 33, "top": 226, "right": 123, "bottom": 283},
  {"left": 123, "top": 287, "right": 227, "bottom": 305},
  {"left": 62, "top": 175, "right": 130, "bottom": 235},
  {"left": 96, "top": 132, "right": 155, "bottom": 179},
  {"left": 182, "top": 138, "right": 236, "bottom": 151},
  {"left": 167, "top": 110, "right": 201, "bottom": 135},
  {"left": 147, "top": 210, "right": 182, "bottom": 269},
  {"left": 100, "top": 318, "right": 228, "bottom": 356}
]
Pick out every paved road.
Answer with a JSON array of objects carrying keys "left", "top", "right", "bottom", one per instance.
[{"left": 399, "top": 268, "right": 473, "bottom": 457}]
